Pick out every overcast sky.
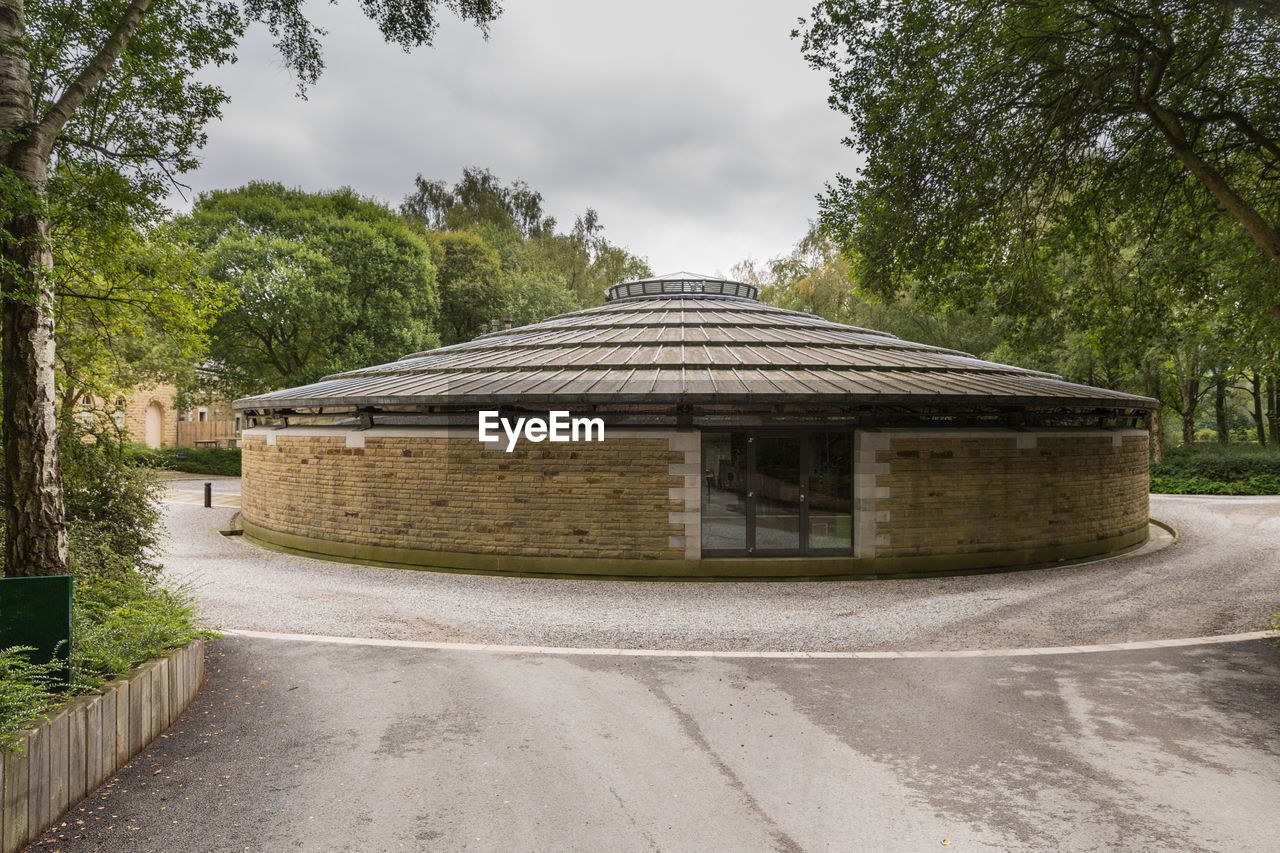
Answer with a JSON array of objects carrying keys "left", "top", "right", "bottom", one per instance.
[{"left": 175, "top": 0, "right": 860, "bottom": 277}]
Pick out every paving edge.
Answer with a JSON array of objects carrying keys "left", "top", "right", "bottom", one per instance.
[
  {"left": 220, "top": 628, "right": 1278, "bottom": 660},
  {"left": 0, "top": 640, "right": 205, "bottom": 853}
]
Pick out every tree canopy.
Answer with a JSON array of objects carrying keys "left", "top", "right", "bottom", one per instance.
[
  {"left": 189, "top": 183, "right": 440, "bottom": 395},
  {"left": 404, "top": 167, "right": 555, "bottom": 239},
  {"left": 402, "top": 168, "right": 651, "bottom": 318},
  {"left": 798, "top": 0, "right": 1280, "bottom": 309},
  {"left": 2, "top": 0, "right": 507, "bottom": 574},
  {"left": 424, "top": 229, "right": 504, "bottom": 344},
  {"left": 50, "top": 165, "right": 231, "bottom": 416}
]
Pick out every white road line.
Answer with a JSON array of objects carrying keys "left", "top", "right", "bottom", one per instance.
[{"left": 221, "top": 627, "right": 1280, "bottom": 659}]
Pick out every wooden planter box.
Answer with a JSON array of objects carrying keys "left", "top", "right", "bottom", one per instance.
[{"left": 0, "top": 639, "right": 205, "bottom": 852}]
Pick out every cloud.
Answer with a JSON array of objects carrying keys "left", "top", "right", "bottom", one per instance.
[{"left": 175, "top": 0, "right": 861, "bottom": 274}]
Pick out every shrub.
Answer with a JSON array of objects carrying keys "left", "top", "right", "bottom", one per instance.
[
  {"left": 1150, "top": 444, "right": 1280, "bottom": 495},
  {"left": 70, "top": 573, "right": 207, "bottom": 693},
  {"left": 1, "top": 426, "right": 212, "bottom": 751},
  {"left": 123, "top": 443, "right": 241, "bottom": 476},
  {"left": 0, "top": 648, "right": 61, "bottom": 753},
  {"left": 63, "top": 436, "right": 164, "bottom": 580},
  {"left": 0, "top": 576, "right": 209, "bottom": 752}
]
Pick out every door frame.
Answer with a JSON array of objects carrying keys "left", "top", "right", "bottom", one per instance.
[{"left": 702, "top": 428, "right": 854, "bottom": 558}]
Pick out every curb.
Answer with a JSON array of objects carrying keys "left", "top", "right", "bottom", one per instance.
[{"left": 1149, "top": 516, "right": 1178, "bottom": 541}]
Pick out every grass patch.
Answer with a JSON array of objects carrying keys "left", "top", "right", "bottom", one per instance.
[
  {"left": 1151, "top": 444, "right": 1280, "bottom": 495},
  {"left": 124, "top": 443, "right": 240, "bottom": 476}
]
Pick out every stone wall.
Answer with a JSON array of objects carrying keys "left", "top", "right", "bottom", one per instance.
[
  {"left": 240, "top": 427, "right": 690, "bottom": 563},
  {"left": 238, "top": 425, "right": 1149, "bottom": 578},
  {"left": 858, "top": 429, "right": 1149, "bottom": 559}
]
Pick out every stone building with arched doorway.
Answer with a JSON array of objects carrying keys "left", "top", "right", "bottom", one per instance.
[
  {"left": 90, "top": 383, "right": 239, "bottom": 448},
  {"left": 111, "top": 385, "right": 179, "bottom": 449}
]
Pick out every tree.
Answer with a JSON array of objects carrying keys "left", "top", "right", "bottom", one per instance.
[
  {"left": 798, "top": 1, "right": 1280, "bottom": 310},
  {"left": 424, "top": 230, "right": 503, "bottom": 344},
  {"left": 734, "top": 223, "right": 857, "bottom": 321},
  {"left": 403, "top": 167, "right": 555, "bottom": 239},
  {"left": 502, "top": 268, "right": 578, "bottom": 327},
  {"left": 545, "top": 208, "right": 651, "bottom": 306},
  {"left": 402, "top": 168, "right": 659, "bottom": 330},
  {"left": 405, "top": 170, "right": 653, "bottom": 307},
  {"left": 0, "top": 0, "right": 501, "bottom": 576},
  {"left": 734, "top": 223, "right": 1004, "bottom": 356},
  {"left": 190, "top": 183, "right": 440, "bottom": 394},
  {"left": 49, "top": 161, "right": 230, "bottom": 419}
]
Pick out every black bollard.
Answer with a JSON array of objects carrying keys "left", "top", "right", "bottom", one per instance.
[{"left": 204, "top": 482, "right": 212, "bottom": 508}]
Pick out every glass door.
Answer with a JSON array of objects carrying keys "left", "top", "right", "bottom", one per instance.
[
  {"left": 701, "top": 430, "right": 853, "bottom": 557},
  {"left": 751, "top": 433, "right": 804, "bottom": 553},
  {"left": 701, "top": 433, "right": 749, "bottom": 552},
  {"left": 807, "top": 432, "right": 853, "bottom": 552}
]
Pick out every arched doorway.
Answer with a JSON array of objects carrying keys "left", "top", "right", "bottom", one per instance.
[{"left": 144, "top": 401, "right": 164, "bottom": 448}]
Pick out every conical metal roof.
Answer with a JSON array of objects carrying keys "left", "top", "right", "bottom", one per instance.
[{"left": 234, "top": 275, "right": 1156, "bottom": 413}]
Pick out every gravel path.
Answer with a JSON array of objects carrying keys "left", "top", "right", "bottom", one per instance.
[{"left": 161, "top": 482, "right": 1280, "bottom": 651}]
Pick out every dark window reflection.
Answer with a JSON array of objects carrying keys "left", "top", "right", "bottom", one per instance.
[
  {"left": 808, "top": 432, "right": 853, "bottom": 551},
  {"left": 701, "top": 430, "right": 853, "bottom": 556},
  {"left": 701, "top": 433, "right": 748, "bottom": 551},
  {"left": 753, "top": 434, "right": 803, "bottom": 552}
]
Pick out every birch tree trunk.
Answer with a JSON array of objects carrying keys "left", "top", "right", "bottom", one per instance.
[
  {"left": 1, "top": 0, "right": 69, "bottom": 575},
  {"left": 0, "top": 179, "right": 69, "bottom": 576},
  {"left": 2, "top": 0, "right": 150, "bottom": 575}
]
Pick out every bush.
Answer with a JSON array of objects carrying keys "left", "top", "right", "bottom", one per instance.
[
  {"left": 63, "top": 437, "right": 164, "bottom": 579},
  {"left": 0, "top": 576, "right": 208, "bottom": 752},
  {"left": 69, "top": 572, "right": 207, "bottom": 693},
  {"left": 0, "top": 648, "right": 61, "bottom": 753},
  {"left": 123, "top": 443, "right": 240, "bottom": 476},
  {"left": 1150, "top": 444, "right": 1280, "bottom": 495},
  {"left": 1, "top": 427, "right": 212, "bottom": 752}
]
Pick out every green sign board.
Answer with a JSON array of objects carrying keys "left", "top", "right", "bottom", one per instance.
[{"left": 0, "top": 575, "right": 73, "bottom": 688}]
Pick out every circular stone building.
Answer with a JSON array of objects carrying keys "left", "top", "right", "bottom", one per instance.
[{"left": 234, "top": 273, "right": 1156, "bottom": 579}]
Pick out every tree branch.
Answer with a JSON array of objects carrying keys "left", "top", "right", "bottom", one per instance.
[
  {"left": 1162, "top": 107, "right": 1280, "bottom": 163},
  {"left": 34, "top": 0, "right": 153, "bottom": 156},
  {"left": 1143, "top": 102, "right": 1280, "bottom": 264}
]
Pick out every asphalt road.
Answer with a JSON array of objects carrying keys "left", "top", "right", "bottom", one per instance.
[
  {"left": 161, "top": 484, "right": 1280, "bottom": 651},
  {"left": 22, "top": 485, "right": 1279, "bottom": 852},
  {"left": 27, "top": 634, "right": 1280, "bottom": 852}
]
